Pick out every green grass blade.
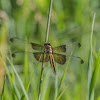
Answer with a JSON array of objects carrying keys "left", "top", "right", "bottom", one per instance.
[
  {"left": 26, "top": 72, "right": 34, "bottom": 92},
  {"left": 89, "top": 51, "right": 100, "bottom": 99},
  {"left": 2, "top": 57, "right": 21, "bottom": 99},
  {"left": 54, "top": 73, "right": 58, "bottom": 100},
  {"left": 40, "top": 71, "right": 50, "bottom": 100},
  {"left": 97, "top": 96, "right": 100, "bottom": 100},
  {"left": 7, "top": 57, "right": 29, "bottom": 100},
  {"left": 45, "top": 0, "right": 54, "bottom": 42},
  {"left": 58, "top": 52, "right": 72, "bottom": 91},
  {"left": 24, "top": 40, "right": 28, "bottom": 87},
  {"left": 20, "top": 72, "right": 34, "bottom": 100},
  {"left": 87, "top": 13, "right": 96, "bottom": 100},
  {"left": 57, "top": 84, "right": 70, "bottom": 100}
]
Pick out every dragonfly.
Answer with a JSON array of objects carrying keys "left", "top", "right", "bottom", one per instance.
[{"left": 10, "top": 37, "right": 84, "bottom": 75}]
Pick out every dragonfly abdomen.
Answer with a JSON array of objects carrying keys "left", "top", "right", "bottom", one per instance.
[{"left": 49, "top": 54, "right": 56, "bottom": 75}]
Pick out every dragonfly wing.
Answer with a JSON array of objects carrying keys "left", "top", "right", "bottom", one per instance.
[
  {"left": 11, "top": 51, "right": 30, "bottom": 64},
  {"left": 33, "top": 52, "right": 49, "bottom": 62},
  {"left": 53, "top": 45, "right": 66, "bottom": 52},
  {"left": 31, "top": 43, "right": 44, "bottom": 50},
  {"left": 10, "top": 37, "right": 44, "bottom": 51},
  {"left": 53, "top": 41, "right": 82, "bottom": 53},
  {"left": 11, "top": 51, "right": 49, "bottom": 63},
  {"left": 53, "top": 53, "right": 66, "bottom": 65}
]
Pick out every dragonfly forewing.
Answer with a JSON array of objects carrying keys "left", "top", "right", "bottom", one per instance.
[
  {"left": 53, "top": 41, "right": 81, "bottom": 53},
  {"left": 53, "top": 45, "right": 66, "bottom": 52},
  {"left": 10, "top": 37, "right": 44, "bottom": 51}
]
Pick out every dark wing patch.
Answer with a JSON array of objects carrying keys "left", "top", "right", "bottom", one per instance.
[
  {"left": 31, "top": 43, "right": 44, "bottom": 50},
  {"left": 53, "top": 53, "right": 66, "bottom": 65},
  {"left": 33, "top": 52, "right": 49, "bottom": 62},
  {"left": 53, "top": 45, "right": 66, "bottom": 52}
]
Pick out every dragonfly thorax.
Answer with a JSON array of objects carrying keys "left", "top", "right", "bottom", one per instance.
[
  {"left": 44, "top": 42, "right": 53, "bottom": 54},
  {"left": 49, "top": 47, "right": 53, "bottom": 54}
]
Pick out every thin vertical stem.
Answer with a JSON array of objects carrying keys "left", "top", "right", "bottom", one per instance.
[
  {"left": 38, "top": 0, "right": 54, "bottom": 100},
  {"left": 89, "top": 13, "right": 96, "bottom": 100},
  {"left": 38, "top": 58, "right": 45, "bottom": 100},
  {"left": 87, "top": 13, "right": 96, "bottom": 100},
  {"left": 45, "top": 0, "right": 53, "bottom": 42}
]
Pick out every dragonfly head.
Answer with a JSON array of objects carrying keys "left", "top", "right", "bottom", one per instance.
[{"left": 44, "top": 42, "right": 51, "bottom": 46}]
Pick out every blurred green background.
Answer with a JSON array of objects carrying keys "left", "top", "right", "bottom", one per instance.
[{"left": 0, "top": 0, "right": 100, "bottom": 100}]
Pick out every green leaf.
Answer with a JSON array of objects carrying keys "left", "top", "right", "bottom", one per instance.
[
  {"left": 89, "top": 51, "right": 100, "bottom": 99},
  {"left": 7, "top": 57, "right": 29, "bottom": 100},
  {"left": 58, "top": 52, "right": 72, "bottom": 91},
  {"left": 57, "top": 84, "right": 70, "bottom": 100},
  {"left": 20, "top": 72, "right": 34, "bottom": 100}
]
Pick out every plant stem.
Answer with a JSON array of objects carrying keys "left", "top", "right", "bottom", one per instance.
[
  {"left": 38, "top": 0, "right": 53, "bottom": 100},
  {"left": 38, "top": 57, "right": 45, "bottom": 100},
  {"left": 87, "top": 13, "right": 96, "bottom": 100},
  {"left": 45, "top": 0, "right": 53, "bottom": 42}
]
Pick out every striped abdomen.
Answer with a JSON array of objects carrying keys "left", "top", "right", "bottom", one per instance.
[{"left": 49, "top": 54, "right": 56, "bottom": 75}]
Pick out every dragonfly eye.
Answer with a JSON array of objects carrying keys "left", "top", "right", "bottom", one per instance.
[
  {"left": 44, "top": 42, "right": 51, "bottom": 46},
  {"left": 48, "top": 42, "right": 51, "bottom": 45}
]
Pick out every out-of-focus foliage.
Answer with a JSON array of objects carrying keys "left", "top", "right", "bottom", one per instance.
[{"left": 0, "top": 0, "right": 100, "bottom": 100}]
